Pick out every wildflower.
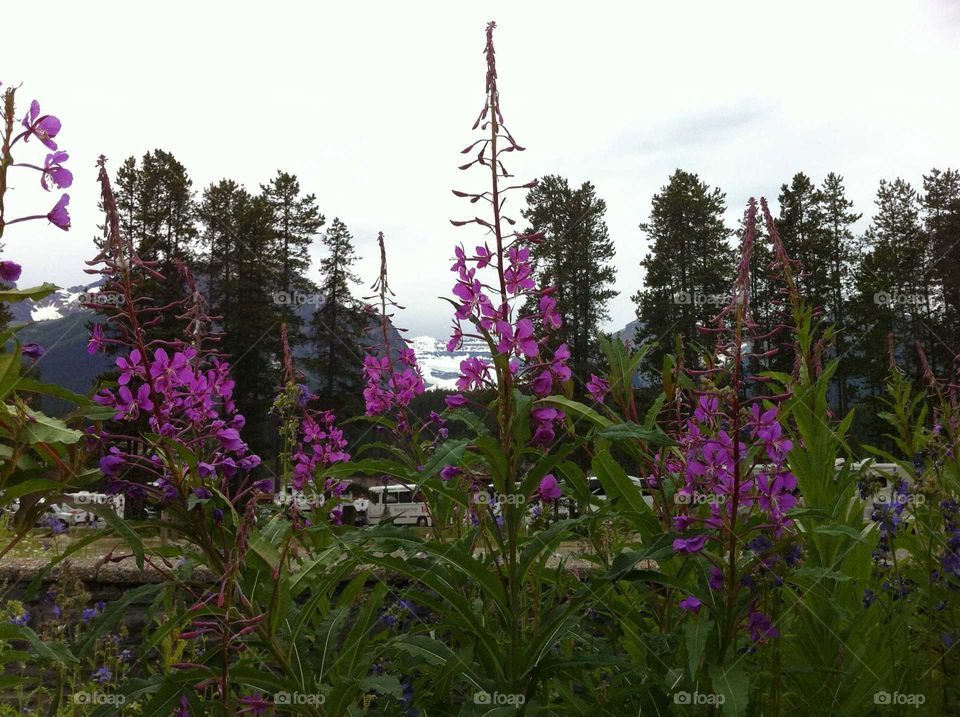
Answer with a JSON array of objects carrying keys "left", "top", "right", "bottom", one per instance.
[
  {"left": 679, "top": 596, "right": 702, "bottom": 612},
  {"left": 238, "top": 692, "right": 271, "bottom": 715},
  {"left": 747, "top": 610, "right": 779, "bottom": 642},
  {"left": 586, "top": 374, "right": 609, "bottom": 403},
  {"left": 456, "top": 357, "right": 491, "bottom": 391},
  {"left": 22, "top": 343, "right": 44, "bottom": 360},
  {"left": 19, "top": 100, "right": 62, "bottom": 150},
  {"left": 440, "top": 466, "right": 461, "bottom": 481},
  {"left": 539, "top": 293, "right": 562, "bottom": 330},
  {"left": 47, "top": 193, "right": 70, "bottom": 229},
  {"left": 537, "top": 474, "right": 562, "bottom": 502},
  {"left": 9, "top": 612, "right": 29, "bottom": 627},
  {"left": 862, "top": 588, "right": 875, "bottom": 608},
  {"left": 86, "top": 322, "right": 104, "bottom": 354},
  {"left": 0, "top": 260, "right": 22, "bottom": 282},
  {"left": 81, "top": 607, "right": 99, "bottom": 622},
  {"left": 673, "top": 535, "right": 709, "bottom": 554},
  {"left": 92, "top": 666, "right": 111, "bottom": 684},
  {"left": 41, "top": 151, "right": 73, "bottom": 190}
]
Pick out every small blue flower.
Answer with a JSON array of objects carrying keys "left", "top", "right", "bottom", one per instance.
[{"left": 93, "top": 666, "right": 111, "bottom": 684}]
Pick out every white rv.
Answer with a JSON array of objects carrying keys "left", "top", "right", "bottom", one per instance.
[{"left": 364, "top": 485, "right": 432, "bottom": 527}]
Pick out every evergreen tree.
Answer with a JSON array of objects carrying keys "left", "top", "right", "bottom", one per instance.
[
  {"left": 924, "top": 168, "right": 960, "bottom": 362},
  {"left": 814, "top": 172, "right": 861, "bottom": 413},
  {"left": 199, "top": 182, "right": 284, "bottom": 457},
  {"left": 312, "top": 217, "right": 365, "bottom": 413},
  {"left": 775, "top": 173, "right": 829, "bottom": 303},
  {"left": 632, "top": 170, "right": 734, "bottom": 376},
  {"left": 113, "top": 150, "right": 198, "bottom": 340},
  {"left": 522, "top": 175, "right": 617, "bottom": 390},
  {"left": 260, "top": 171, "right": 325, "bottom": 338},
  {"left": 850, "top": 178, "right": 935, "bottom": 395}
]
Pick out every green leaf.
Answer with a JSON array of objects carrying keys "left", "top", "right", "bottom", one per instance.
[
  {"left": 0, "top": 282, "right": 58, "bottom": 303},
  {"left": 541, "top": 395, "right": 611, "bottom": 429},
  {"left": 684, "top": 619, "right": 713, "bottom": 680},
  {"left": 0, "top": 403, "right": 83, "bottom": 444},
  {"left": 710, "top": 663, "right": 750, "bottom": 717},
  {"left": 591, "top": 449, "right": 654, "bottom": 518},
  {"left": 596, "top": 421, "right": 674, "bottom": 446},
  {"left": 0, "top": 624, "right": 77, "bottom": 665},
  {"left": 418, "top": 439, "right": 469, "bottom": 480}
]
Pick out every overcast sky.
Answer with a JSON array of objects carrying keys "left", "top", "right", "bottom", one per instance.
[{"left": 3, "top": 0, "right": 959, "bottom": 338}]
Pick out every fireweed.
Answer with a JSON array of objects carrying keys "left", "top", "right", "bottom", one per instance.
[{"left": 660, "top": 199, "right": 807, "bottom": 658}]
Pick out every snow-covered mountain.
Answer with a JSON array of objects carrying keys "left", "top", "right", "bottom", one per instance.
[
  {"left": 411, "top": 334, "right": 490, "bottom": 391},
  {"left": 8, "top": 281, "right": 102, "bottom": 324}
]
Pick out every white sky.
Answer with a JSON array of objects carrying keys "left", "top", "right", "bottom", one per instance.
[{"left": 3, "top": 0, "right": 959, "bottom": 337}]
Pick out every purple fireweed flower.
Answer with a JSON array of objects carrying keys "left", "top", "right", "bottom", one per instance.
[
  {"left": 539, "top": 293, "right": 562, "bottom": 330},
  {"left": 115, "top": 350, "right": 145, "bottom": 386},
  {"left": 440, "top": 466, "right": 461, "bottom": 481},
  {"left": 41, "top": 151, "right": 73, "bottom": 190},
  {"left": 673, "top": 535, "right": 709, "bottom": 554},
  {"left": 86, "top": 323, "right": 104, "bottom": 355},
  {"left": 216, "top": 428, "right": 244, "bottom": 452},
  {"left": 708, "top": 566, "right": 724, "bottom": 590},
  {"left": 747, "top": 610, "right": 779, "bottom": 643},
  {"left": 21, "top": 343, "right": 44, "bottom": 360},
  {"left": 496, "top": 318, "right": 539, "bottom": 358},
  {"left": 679, "top": 595, "right": 702, "bottom": 612},
  {"left": 238, "top": 692, "right": 271, "bottom": 716},
  {"left": 549, "top": 344, "right": 572, "bottom": 382},
  {"left": 447, "top": 389, "right": 469, "bottom": 412},
  {"left": 694, "top": 395, "right": 720, "bottom": 424},
  {"left": 538, "top": 474, "right": 562, "bottom": 502},
  {"left": 456, "top": 357, "right": 491, "bottom": 392},
  {"left": 47, "top": 193, "right": 70, "bottom": 230},
  {"left": 586, "top": 374, "right": 609, "bottom": 403},
  {"left": 20, "top": 100, "right": 62, "bottom": 150},
  {"left": 0, "top": 260, "right": 22, "bottom": 282}
]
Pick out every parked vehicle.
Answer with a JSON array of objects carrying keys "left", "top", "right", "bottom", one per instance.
[{"left": 364, "top": 485, "right": 432, "bottom": 527}]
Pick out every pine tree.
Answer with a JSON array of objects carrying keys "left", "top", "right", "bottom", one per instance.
[
  {"left": 814, "top": 173, "right": 861, "bottom": 413},
  {"left": 522, "top": 175, "right": 617, "bottom": 390},
  {"left": 924, "top": 168, "right": 960, "bottom": 362},
  {"left": 260, "top": 171, "right": 325, "bottom": 338},
  {"left": 775, "top": 173, "right": 829, "bottom": 303},
  {"left": 632, "top": 170, "right": 734, "bottom": 376},
  {"left": 312, "top": 217, "right": 365, "bottom": 413},
  {"left": 113, "top": 150, "right": 198, "bottom": 340},
  {"left": 199, "top": 182, "right": 285, "bottom": 457},
  {"left": 851, "top": 179, "right": 935, "bottom": 394}
]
